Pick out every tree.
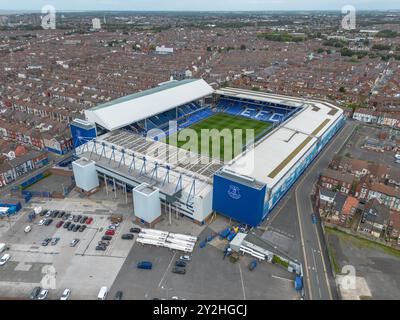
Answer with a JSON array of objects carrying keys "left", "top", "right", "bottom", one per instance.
[
  {"left": 339, "top": 86, "right": 346, "bottom": 93},
  {"left": 240, "top": 44, "right": 246, "bottom": 50}
]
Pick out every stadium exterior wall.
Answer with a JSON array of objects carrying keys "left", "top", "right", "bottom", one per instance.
[
  {"left": 212, "top": 114, "right": 345, "bottom": 227},
  {"left": 212, "top": 174, "right": 267, "bottom": 227}
]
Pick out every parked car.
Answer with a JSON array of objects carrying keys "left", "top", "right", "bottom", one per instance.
[
  {"left": 63, "top": 221, "right": 71, "bottom": 229},
  {"left": 130, "top": 227, "right": 141, "bottom": 233},
  {"left": 311, "top": 213, "right": 317, "bottom": 224},
  {"left": 51, "top": 211, "right": 59, "bottom": 218},
  {"left": 98, "top": 241, "right": 110, "bottom": 246},
  {"left": 72, "top": 224, "right": 81, "bottom": 232},
  {"left": 175, "top": 260, "right": 186, "bottom": 268},
  {"left": 69, "top": 239, "right": 79, "bottom": 247},
  {"left": 68, "top": 223, "right": 75, "bottom": 231},
  {"left": 39, "top": 210, "right": 47, "bottom": 217},
  {"left": 30, "top": 286, "right": 42, "bottom": 299},
  {"left": 56, "top": 221, "right": 64, "bottom": 228},
  {"left": 97, "top": 286, "right": 108, "bottom": 300},
  {"left": 41, "top": 238, "right": 51, "bottom": 246},
  {"left": 179, "top": 255, "right": 191, "bottom": 262},
  {"left": 45, "top": 211, "right": 52, "bottom": 218},
  {"left": 121, "top": 234, "right": 134, "bottom": 240},
  {"left": 114, "top": 291, "right": 123, "bottom": 300},
  {"left": 79, "top": 225, "right": 86, "bottom": 232},
  {"left": 137, "top": 261, "right": 152, "bottom": 269},
  {"left": 108, "top": 224, "right": 118, "bottom": 230},
  {"left": 105, "top": 230, "right": 115, "bottom": 236},
  {"left": 0, "top": 253, "right": 10, "bottom": 266},
  {"left": 68, "top": 215, "right": 74, "bottom": 221},
  {"left": 86, "top": 217, "right": 93, "bottom": 224},
  {"left": 63, "top": 213, "right": 71, "bottom": 221},
  {"left": 248, "top": 259, "right": 257, "bottom": 271},
  {"left": 101, "top": 235, "right": 112, "bottom": 241},
  {"left": 38, "top": 219, "right": 45, "bottom": 226},
  {"left": 44, "top": 218, "right": 53, "bottom": 226},
  {"left": 37, "top": 289, "right": 48, "bottom": 300},
  {"left": 24, "top": 225, "right": 32, "bottom": 233},
  {"left": 80, "top": 216, "right": 88, "bottom": 224},
  {"left": 96, "top": 245, "right": 107, "bottom": 251},
  {"left": 172, "top": 267, "right": 186, "bottom": 275},
  {"left": 58, "top": 211, "right": 65, "bottom": 219},
  {"left": 60, "top": 288, "right": 71, "bottom": 300},
  {"left": 51, "top": 237, "right": 60, "bottom": 246},
  {"left": 74, "top": 215, "right": 82, "bottom": 223}
]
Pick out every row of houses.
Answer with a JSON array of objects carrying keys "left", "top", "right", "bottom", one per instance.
[
  {"left": 353, "top": 108, "right": 400, "bottom": 129},
  {"left": 0, "top": 142, "right": 49, "bottom": 188}
]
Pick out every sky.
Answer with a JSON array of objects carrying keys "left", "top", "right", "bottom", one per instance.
[{"left": 0, "top": 0, "right": 399, "bottom": 12}]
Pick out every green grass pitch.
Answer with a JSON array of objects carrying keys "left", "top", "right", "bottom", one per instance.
[{"left": 164, "top": 113, "right": 272, "bottom": 161}]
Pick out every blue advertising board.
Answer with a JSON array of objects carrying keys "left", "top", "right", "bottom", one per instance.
[
  {"left": 212, "top": 174, "right": 266, "bottom": 227},
  {"left": 70, "top": 122, "right": 97, "bottom": 149}
]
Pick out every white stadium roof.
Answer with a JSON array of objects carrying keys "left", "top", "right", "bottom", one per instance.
[
  {"left": 85, "top": 79, "right": 214, "bottom": 131},
  {"left": 218, "top": 88, "right": 343, "bottom": 189}
]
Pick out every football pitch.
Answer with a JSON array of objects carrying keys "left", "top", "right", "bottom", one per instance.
[{"left": 165, "top": 113, "right": 272, "bottom": 161}]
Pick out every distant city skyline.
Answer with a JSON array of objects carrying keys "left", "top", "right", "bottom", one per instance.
[{"left": 0, "top": 0, "right": 399, "bottom": 12}]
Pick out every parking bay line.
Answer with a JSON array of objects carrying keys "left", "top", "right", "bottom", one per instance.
[
  {"left": 238, "top": 263, "right": 246, "bottom": 300},
  {"left": 158, "top": 252, "right": 177, "bottom": 288}
]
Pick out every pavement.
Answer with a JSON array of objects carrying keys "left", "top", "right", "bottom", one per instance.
[{"left": 261, "top": 120, "right": 356, "bottom": 300}]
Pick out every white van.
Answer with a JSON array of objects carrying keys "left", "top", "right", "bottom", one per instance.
[
  {"left": 97, "top": 286, "right": 108, "bottom": 300},
  {"left": 24, "top": 225, "right": 32, "bottom": 233}
]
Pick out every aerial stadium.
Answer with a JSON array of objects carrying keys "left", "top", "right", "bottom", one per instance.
[{"left": 70, "top": 79, "right": 344, "bottom": 227}]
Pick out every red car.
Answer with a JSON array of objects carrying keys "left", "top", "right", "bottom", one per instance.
[
  {"left": 56, "top": 221, "right": 64, "bottom": 228},
  {"left": 105, "top": 229, "right": 115, "bottom": 236},
  {"left": 86, "top": 217, "right": 93, "bottom": 225}
]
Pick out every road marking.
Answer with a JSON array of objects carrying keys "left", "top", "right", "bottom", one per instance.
[
  {"left": 272, "top": 275, "right": 293, "bottom": 282},
  {"left": 238, "top": 263, "right": 246, "bottom": 300},
  {"left": 158, "top": 252, "right": 176, "bottom": 288},
  {"left": 314, "top": 220, "right": 333, "bottom": 300},
  {"left": 294, "top": 122, "right": 353, "bottom": 300}
]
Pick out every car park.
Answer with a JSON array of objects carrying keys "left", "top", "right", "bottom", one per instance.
[
  {"left": 175, "top": 260, "right": 186, "bottom": 268},
  {"left": 63, "top": 221, "right": 71, "bottom": 229},
  {"left": 37, "top": 289, "right": 48, "bottom": 300},
  {"left": 105, "top": 230, "right": 115, "bottom": 236},
  {"left": 41, "top": 238, "right": 51, "bottom": 246},
  {"left": 86, "top": 217, "right": 93, "bottom": 224},
  {"left": 130, "top": 227, "right": 141, "bottom": 233},
  {"left": 30, "top": 287, "right": 41, "bottom": 299},
  {"left": 80, "top": 216, "right": 88, "bottom": 224},
  {"left": 60, "top": 289, "right": 71, "bottom": 300},
  {"left": 0, "top": 253, "right": 11, "bottom": 266},
  {"left": 101, "top": 235, "right": 112, "bottom": 241},
  {"left": 56, "top": 221, "right": 64, "bottom": 228},
  {"left": 79, "top": 225, "right": 86, "bottom": 232},
  {"left": 69, "top": 239, "right": 79, "bottom": 247},
  {"left": 51, "top": 237, "right": 60, "bottom": 246},
  {"left": 68, "top": 223, "right": 75, "bottom": 231},
  {"left": 172, "top": 267, "right": 186, "bottom": 275},
  {"left": 121, "top": 234, "right": 134, "bottom": 240},
  {"left": 73, "top": 224, "right": 81, "bottom": 232},
  {"left": 114, "top": 291, "right": 123, "bottom": 300}
]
